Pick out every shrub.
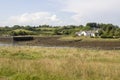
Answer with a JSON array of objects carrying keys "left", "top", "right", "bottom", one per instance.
[
  {"left": 9, "top": 29, "right": 35, "bottom": 36},
  {"left": 101, "top": 34, "right": 113, "bottom": 38}
]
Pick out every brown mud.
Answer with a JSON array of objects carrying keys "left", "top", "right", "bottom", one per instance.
[{"left": 0, "top": 37, "right": 120, "bottom": 50}]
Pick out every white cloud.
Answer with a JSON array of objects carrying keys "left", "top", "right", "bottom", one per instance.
[
  {"left": 0, "top": 0, "right": 120, "bottom": 26},
  {"left": 0, "top": 12, "right": 62, "bottom": 26},
  {"left": 63, "top": 0, "right": 119, "bottom": 13},
  {"left": 61, "top": 0, "right": 120, "bottom": 25}
]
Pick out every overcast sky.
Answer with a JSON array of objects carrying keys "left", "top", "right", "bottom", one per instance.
[{"left": 0, "top": 0, "right": 120, "bottom": 26}]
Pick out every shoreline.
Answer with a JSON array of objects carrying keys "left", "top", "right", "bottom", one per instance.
[{"left": 0, "top": 36, "right": 120, "bottom": 50}]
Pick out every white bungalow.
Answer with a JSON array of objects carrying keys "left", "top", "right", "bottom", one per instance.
[{"left": 76, "top": 31, "right": 97, "bottom": 37}]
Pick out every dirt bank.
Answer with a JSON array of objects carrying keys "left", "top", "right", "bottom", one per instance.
[{"left": 0, "top": 36, "right": 120, "bottom": 50}]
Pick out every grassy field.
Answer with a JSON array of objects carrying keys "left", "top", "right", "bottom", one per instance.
[{"left": 0, "top": 46, "right": 120, "bottom": 80}]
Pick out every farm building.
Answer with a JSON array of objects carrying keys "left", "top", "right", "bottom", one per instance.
[{"left": 76, "top": 31, "right": 98, "bottom": 37}]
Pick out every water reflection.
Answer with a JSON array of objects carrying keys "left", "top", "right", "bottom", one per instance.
[{"left": 0, "top": 42, "right": 13, "bottom": 46}]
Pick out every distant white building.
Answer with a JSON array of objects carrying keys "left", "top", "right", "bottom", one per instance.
[{"left": 76, "top": 31, "right": 98, "bottom": 37}]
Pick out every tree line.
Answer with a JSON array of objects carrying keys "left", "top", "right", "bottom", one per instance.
[{"left": 0, "top": 23, "right": 120, "bottom": 38}]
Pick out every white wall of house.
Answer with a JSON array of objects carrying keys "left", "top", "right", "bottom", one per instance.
[
  {"left": 76, "top": 31, "right": 96, "bottom": 37},
  {"left": 81, "top": 31, "right": 87, "bottom": 36},
  {"left": 90, "top": 33, "right": 95, "bottom": 37}
]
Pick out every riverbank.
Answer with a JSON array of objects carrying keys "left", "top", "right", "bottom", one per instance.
[{"left": 0, "top": 36, "right": 120, "bottom": 50}]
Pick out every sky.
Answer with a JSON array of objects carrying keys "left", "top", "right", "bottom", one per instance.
[{"left": 0, "top": 0, "right": 120, "bottom": 26}]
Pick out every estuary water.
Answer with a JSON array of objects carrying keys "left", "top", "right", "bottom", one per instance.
[{"left": 0, "top": 42, "right": 13, "bottom": 46}]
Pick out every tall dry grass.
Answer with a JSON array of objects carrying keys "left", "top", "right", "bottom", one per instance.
[{"left": 0, "top": 46, "right": 120, "bottom": 80}]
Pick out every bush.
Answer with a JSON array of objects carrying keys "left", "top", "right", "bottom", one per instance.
[
  {"left": 101, "top": 34, "right": 113, "bottom": 38},
  {"left": 9, "top": 29, "right": 35, "bottom": 36}
]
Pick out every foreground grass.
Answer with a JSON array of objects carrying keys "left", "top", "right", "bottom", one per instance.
[{"left": 0, "top": 46, "right": 120, "bottom": 80}]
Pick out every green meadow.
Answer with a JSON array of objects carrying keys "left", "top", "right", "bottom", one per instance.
[{"left": 0, "top": 46, "right": 120, "bottom": 80}]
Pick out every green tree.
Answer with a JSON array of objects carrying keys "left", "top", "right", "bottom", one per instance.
[
  {"left": 114, "top": 28, "right": 120, "bottom": 37},
  {"left": 86, "top": 23, "right": 99, "bottom": 28},
  {"left": 9, "top": 29, "right": 34, "bottom": 36}
]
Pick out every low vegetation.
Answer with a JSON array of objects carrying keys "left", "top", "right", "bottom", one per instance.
[
  {"left": 9, "top": 29, "right": 35, "bottom": 36},
  {"left": 0, "top": 23, "right": 120, "bottom": 38},
  {"left": 0, "top": 46, "right": 120, "bottom": 80}
]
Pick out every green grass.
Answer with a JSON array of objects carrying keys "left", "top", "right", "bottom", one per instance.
[{"left": 0, "top": 46, "right": 120, "bottom": 80}]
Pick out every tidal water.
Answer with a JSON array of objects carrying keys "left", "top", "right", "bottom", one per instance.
[{"left": 0, "top": 42, "right": 13, "bottom": 46}]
